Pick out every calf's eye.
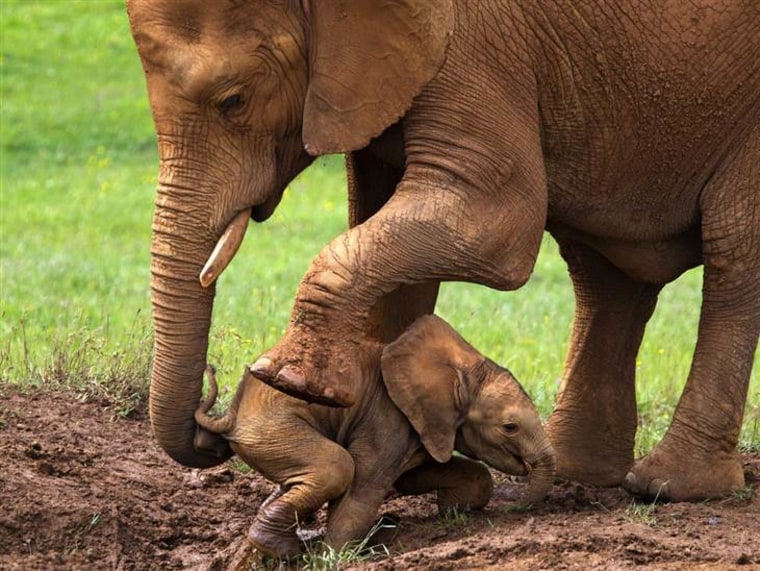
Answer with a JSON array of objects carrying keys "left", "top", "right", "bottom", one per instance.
[{"left": 503, "top": 423, "right": 519, "bottom": 435}]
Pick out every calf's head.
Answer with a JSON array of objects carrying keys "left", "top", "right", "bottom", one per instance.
[{"left": 382, "top": 315, "right": 556, "bottom": 505}]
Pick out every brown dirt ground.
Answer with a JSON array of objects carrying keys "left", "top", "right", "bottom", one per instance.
[{"left": 0, "top": 390, "right": 758, "bottom": 571}]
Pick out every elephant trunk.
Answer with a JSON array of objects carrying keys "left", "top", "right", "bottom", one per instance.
[
  {"left": 519, "top": 439, "right": 557, "bottom": 506},
  {"left": 149, "top": 182, "right": 233, "bottom": 468}
]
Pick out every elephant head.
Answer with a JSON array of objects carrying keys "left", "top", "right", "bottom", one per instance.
[
  {"left": 125, "top": 0, "right": 454, "bottom": 467},
  {"left": 381, "top": 315, "right": 556, "bottom": 505}
]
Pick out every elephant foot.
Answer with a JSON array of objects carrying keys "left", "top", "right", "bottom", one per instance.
[
  {"left": 247, "top": 520, "right": 302, "bottom": 559},
  {"left": 223, "top": 536, "right": 267, "bottom": 571},
  {"left": 247, "top": 492, "right": 310, "bottom": 559},
  {"left": 623, "top": 438, "right": 745, "bottom": 502},
  {"left": 249, "top": 328, "right": 361, "bottom": 407},
  {"left": 547, "top": 414, "right": 634, "bottom": 487}
]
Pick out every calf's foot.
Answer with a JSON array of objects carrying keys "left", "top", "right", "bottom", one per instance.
[
  {"left": 247, "top": 499, "right": 305, "bottom": 558},
  {"left": 248, "top": 521, "right": 302, "bottom": 559}
]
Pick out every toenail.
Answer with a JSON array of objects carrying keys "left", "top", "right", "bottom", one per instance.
[
  {"left": 277, "top": 366, "right": 307, "bottom": 390},
  {"left": 649, "top": 478, "right": 669, "bottom": 498},
  {"left": 249, "top": 357, "right": 273, "bottom": 378}
]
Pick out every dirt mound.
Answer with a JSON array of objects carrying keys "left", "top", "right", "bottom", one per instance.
[{"left": 1, "top": 391, "right": 758, "bottom": 570}]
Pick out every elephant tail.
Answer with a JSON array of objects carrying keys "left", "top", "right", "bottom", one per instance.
[{"left": 194, "top": 366, "right": 237, "bottom": 435}]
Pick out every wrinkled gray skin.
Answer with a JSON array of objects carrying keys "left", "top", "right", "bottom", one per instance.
[
  {"left": 127, "top": 0, "right": 759, "bottom": 501},
  {"left": 195, "top": 316, "right": 555, "bottom": 557}
]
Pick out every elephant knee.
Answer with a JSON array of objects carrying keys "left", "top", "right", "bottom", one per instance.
[
  {"left": 319, "top": 447, "right": 355, "bottom": 500},
  {"left": 465, "top": 461, "right": 495, "bottom": 509},
  {"left": 438, "top": 461, "right": 494, "bottom": 512}
]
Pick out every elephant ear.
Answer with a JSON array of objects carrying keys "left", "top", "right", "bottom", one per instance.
[
  {"left": 381, "top": 315, "right": 482, "bottom": 463},
  {"left": 302, "top": 0, "right": 454, "bottom": 155}
]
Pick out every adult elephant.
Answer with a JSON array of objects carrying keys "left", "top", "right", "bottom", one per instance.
[{"left": 127, "top": 1, "right": 759, "bottom": 501}]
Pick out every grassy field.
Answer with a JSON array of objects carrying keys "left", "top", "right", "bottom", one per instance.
[{"left": 1, "top": 2, "right": 757, "bottom": 454}]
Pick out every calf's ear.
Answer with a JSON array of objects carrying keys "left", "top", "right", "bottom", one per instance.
[
  {"left": 302, "top": 0, "right": 454, "bottom": 155},
  {"left": 381, "top": 315, "right": 481, "bottom": 463}
]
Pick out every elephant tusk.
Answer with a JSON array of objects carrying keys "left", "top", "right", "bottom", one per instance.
[{"left": 200, "top": 209, "right": 251, "bottom": 288}]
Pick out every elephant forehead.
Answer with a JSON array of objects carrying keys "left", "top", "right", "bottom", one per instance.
[
  {"left": 131, "top": 6, "right": 262, "bottom": 72},
  {"left": 136, "top": 29, "right": 261, "bottom": 90},
  {"left": 466, "top": 394, "right": 507, "bottom": 423},
  {"left": 475, "top": 383, "right": 536, "bottom": 419},
  {"left": 130, "top": 0, "right": 267, "bottom": 40},
  {"left": 482, "top": 374, "right": 533, "bottom": 414}
]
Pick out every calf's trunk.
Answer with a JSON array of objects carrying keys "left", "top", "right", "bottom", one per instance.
[{"left": 520, "top": 440, "right": 557, "bottom": 506}]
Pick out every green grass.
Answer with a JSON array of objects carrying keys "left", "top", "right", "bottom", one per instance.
[
  {"left": 623, "top": 498, "right": 659, "bottom": 527},
  {"left": 435, "top": 506, "right": 471, "bottom": 529},
  {"left": 1, "top": 2, "right": 757, "bottom": 454},
  {"left": 300, "top": 519, "right": 393, "bottom": 570}
]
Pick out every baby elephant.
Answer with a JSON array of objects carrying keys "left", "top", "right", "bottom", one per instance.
[{"left": 195, "top": 315, "right": 555, "bottom": 557}]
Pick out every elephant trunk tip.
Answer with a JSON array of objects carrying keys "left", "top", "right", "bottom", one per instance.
[
  {"left": 160, "top": 436, "right": 233, "bottom": 469},
  {"left": 517, "top": 444, "right": 557, "bottom": 507},
  {"left": 150, "top": 365, "right": 235, "bottom": 469},
  {"left": 193, "top": 365, "right": 238, "bottom": 444},
  {"left": 195, "top": 365, "right": 220, "bottom": 419}
]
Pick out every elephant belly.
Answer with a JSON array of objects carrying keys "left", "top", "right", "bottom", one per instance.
[{"left": 549, "top": 222, "right": 703, "bottom": 285}]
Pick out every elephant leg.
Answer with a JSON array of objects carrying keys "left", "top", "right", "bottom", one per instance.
[
  {"left": 323, "top": 485, "right": 390, "bottom": 553},
  {"left": 546, "top": 238, "right": 662, "bottom": 487},
  {"left": 346, "top": 144, "right": 440, "bottom": 345},
  {"left": 245, "top": 436, "right": 355, "bottom": 557},
  {"left": 324, "top": 411, "right": 417, "bottom": 550},
  {"left": 625, "top": 128, "right": 760, "bottom": 501},
  {"left": 252, "top": 112, "right": 548, "bottom": 407},
  {"left": 394, "top": 457, "right": 494, "bottom": 514},
  {"left": 251, "top": 64, "right": 549, "bottom": 406}
]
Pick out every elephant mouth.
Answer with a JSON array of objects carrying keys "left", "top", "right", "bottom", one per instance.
[
  {"left": 514, "top": 458, "right": 530, "bottom": 477},
  {"left": 251, "top": 194, "right": 280, "bottom": 222},
  {"left": 504, "top": 450, "right": 532, "bottom": 477}
]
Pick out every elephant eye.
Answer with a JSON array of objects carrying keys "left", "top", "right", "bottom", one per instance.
[
  {"left": 502, "top": 423, "right": 519, "bottom": 435},
  {"left": 219, "top": 93, "right": 244, "bottom": 114}
]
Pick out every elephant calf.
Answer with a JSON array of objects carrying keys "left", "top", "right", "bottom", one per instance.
[{"left": 195, "top": 315, "right": 555, "bottom": 557}]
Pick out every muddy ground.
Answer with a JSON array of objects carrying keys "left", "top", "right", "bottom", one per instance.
[{"left": 0, "top": 390, "right": 758, "bottom": 571}]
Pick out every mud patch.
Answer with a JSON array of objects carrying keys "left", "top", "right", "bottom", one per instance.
[{"left": 0, "top": 391, "right": 757, "bottom": 570}]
